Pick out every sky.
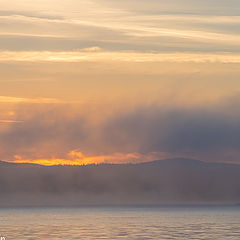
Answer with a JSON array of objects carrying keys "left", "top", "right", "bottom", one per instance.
[{"left": 0, "top": 0, "right": 240, "bottom": 165}]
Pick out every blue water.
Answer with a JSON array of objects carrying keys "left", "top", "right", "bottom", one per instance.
[{"left": 0, "top": 206, "right": 239, "bottom": 239}]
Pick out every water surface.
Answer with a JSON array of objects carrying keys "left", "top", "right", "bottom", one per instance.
[{"left": 0, "top": 206, "right": 239, "bottom": 239}]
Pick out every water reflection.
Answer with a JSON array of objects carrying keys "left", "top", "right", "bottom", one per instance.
[{"left": 0, "top": 207, "right": 240, "bottom": 240}]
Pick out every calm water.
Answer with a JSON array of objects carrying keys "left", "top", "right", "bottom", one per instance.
[{"left": 0, "top": 206, "right": 239, "bottom": 239}]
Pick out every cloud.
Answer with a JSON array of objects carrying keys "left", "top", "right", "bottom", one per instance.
[
  {"left": 0, "top": 96, "right": 62, "bottom": 104},
  {"left": 101, "top": 98, "right": 240, "bottom": 163},
  {"left": 1, "top": 0, "right": 240, "bottom": 52},
  {"left": 100, "top": 0, "right": 240, "bottom": 15},
  {"left": 1, "top": 51, "right": 240, "bottom": 63},
  {"left": 0, "top": 10, "right": 63, "bottom": 20},
  {"left": 1, "top": 95, "right": 240, "bottom": 164},
  {"left": 81, "top": 46, "right": 102, "bottom": 52},
  {"left": 0, "top": 103, "right": 90, "bottom": 160},
  {"left": 0, "top": 120, "right": 23, "bottom": 123}
]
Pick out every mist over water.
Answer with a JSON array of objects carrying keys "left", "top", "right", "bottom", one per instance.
[
  {"left": 0, "top": 159, "right": 240, "bottom": 206},
  {"left": 0, "top": 206, "right": 239, "bottom": 240}
]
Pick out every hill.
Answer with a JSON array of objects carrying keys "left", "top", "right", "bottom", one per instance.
[{"left": 0, "top": 158, "right": 239, "bottom": 206}]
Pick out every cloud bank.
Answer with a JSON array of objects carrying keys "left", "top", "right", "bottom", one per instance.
[
  {"left": 1, "top": 95, "right": 240, "bottom": 164},
  {"left": 0, "top": 0, "right": 240, "bottom": 52}
]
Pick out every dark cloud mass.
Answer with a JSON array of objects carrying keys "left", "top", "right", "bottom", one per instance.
[
  {"left": 103, "top": 101, "right": 240, "bottom": 162},
  {"left": 1, "top": 95, "right": 240, "bottom": 163}
]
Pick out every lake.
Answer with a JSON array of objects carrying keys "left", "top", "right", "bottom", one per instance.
[{"left": 0, "top": 206, "right": 239, "bottom": 239}]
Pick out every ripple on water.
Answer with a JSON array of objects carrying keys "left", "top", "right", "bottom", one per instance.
[{"left": 0, "top": 207, "right": 240, "bottom": 240}]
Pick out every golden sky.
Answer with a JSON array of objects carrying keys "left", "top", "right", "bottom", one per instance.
[{"left": 1, "top": 0, "right": 240, "bottom": 165}]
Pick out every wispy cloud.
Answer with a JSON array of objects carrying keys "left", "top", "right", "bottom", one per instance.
[
  {"left": 0, "top": 120, "right": 22, "bottom": 123},
  {"left": 0, "top": 96, "right": 62, "bottom": 104},
  {"left": 2, "top": 14, "right": 240, "bottom": 44},
  {"left": 1, "top": 0, "right": 240, "bottom": 52},
  {"left": 1, "top": 51, "right": 240, "bottom": 63}
]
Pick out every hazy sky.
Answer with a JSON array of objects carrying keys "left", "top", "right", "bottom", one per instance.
[{"left": 0, "top": 0, "right": 240, "bottom": 165}]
